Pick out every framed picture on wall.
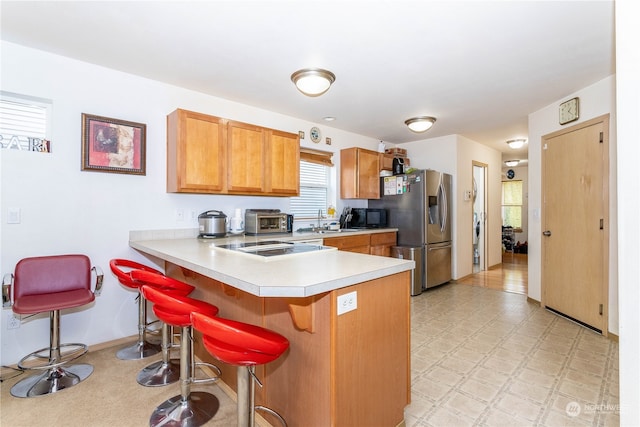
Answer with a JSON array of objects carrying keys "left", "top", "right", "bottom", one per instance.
[{"left": 81, "top": 113, "right": 146, "bottom": 175}]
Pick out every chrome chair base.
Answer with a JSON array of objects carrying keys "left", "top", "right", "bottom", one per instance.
[
  {"left": 149, "top": 392, "right": 219, "bottom": 427},
  {"left": 116, "top": 340, "right": 161, "bottom": 360},
  {"left": 10, "top": 364, "right": 93, "bottom": 398},
  {"left": 137, "top": 359, "right": 180, "bottom": 386}
]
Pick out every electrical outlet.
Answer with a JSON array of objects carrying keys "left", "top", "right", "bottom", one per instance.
[
  {"left": 6, "top": 312, "right": 20, "bottom": 329},
  {"left": 176, "top": 209, "right": 185, "bottom": 222},
  {"left": 337, "top": 291, "right": 357, "bottom": 315}
]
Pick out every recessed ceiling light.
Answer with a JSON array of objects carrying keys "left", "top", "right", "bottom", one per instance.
[
  {"left": 323, "top": 116, "right": 336, "bottom": 122},
  {"left": 504, "top": 160, "right": 519, "bottom": 167}
]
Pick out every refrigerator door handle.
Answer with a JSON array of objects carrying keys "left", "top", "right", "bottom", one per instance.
[
  {"left": 428, "top": 242, "right": 452, "bottom": 251},
  {"left": 439, "top": 182, "right": 447, "bottom": 234}
]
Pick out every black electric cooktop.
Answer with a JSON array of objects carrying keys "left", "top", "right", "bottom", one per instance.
[{"left": 216, "top": 240, "right": 331, "bottom": 257}]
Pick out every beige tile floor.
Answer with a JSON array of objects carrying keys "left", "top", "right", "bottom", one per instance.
[{"left": 405, "top": 283, "right": 619, "bottom": 427}]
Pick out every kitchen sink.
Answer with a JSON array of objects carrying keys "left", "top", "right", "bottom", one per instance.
[
  {"left": 313, "top": 228, "right": 360, "bottom": 234},
  {"left": 295, "top": 228, "right": 361, "bottom": 234}
]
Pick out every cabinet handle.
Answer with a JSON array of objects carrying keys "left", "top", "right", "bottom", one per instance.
[{"left": 543, "top": 230, "right": 552, "bottom": 236}]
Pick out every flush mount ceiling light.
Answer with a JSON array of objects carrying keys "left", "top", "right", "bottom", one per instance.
[
  {"left": 506, "top": 138, "right": 527, "bottom": 149},
  {"left": 291, "top": 68, "right": 336, "bottom": 97},
  {"left": 404, "top": 116, "right": 437, "bottom": 133},
  {"left": 504, "top": 160, "right": 520, "bottom": 167}
]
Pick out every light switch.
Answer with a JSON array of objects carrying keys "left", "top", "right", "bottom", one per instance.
[{"left": 7, "top": 207, "right": 21, "bottom": 224}]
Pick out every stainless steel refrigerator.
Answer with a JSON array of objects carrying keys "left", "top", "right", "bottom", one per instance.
[{"left": 369, "top": 169, "right": 452, "bottom": 293}]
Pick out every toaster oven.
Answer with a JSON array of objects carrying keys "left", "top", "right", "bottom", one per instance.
[{"left": 244, "top": 209, "right": 292, "bottom": 235}]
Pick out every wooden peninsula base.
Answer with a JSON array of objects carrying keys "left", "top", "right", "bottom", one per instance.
[{"left": 166, "top": 263, "right": 410, "bottom": 427}]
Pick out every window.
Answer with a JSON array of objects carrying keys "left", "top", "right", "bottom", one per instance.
[
  {"left": 502, "top": 180, "right": 523, "bottom": 230},
  {"left": 290, "top": 162, "right": 330, "bottom": 218},
  {"left": 290, "top": 148, "right": 334, "bottom": 219},
  {"left": 0, "top": 92, "right": 51, "bottom": 152}
]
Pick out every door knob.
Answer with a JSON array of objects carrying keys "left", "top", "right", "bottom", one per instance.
[{"left": 543, "top": 230, "right": 552, "bottom": 236}]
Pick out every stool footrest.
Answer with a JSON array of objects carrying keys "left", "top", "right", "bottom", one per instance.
[
  {"left": 17, "top": 343, "right": 88, "bottom": 371},
  {"left": 256, "top": 405, "right": 288, "bottom": 427},
  {"left": 192, "top": 361, "right": 222, "bottom": 385}
]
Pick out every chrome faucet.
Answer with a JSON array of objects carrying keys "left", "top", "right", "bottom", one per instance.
[{"left": 318, "top": 209, "right": 322, "bottom": 230}]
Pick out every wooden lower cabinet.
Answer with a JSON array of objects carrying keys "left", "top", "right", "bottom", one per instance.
[
  {"left": 370, "top": 231, "right": 397, "bottom": 257},
  {"left": 324, "top": 231, "right": 397, "bottom": 257},
  {"left": 323, "top": 233, "right": 370, "bottom": 254},
  {"left": 167, "top": 264, "right": 410, "bottom": 427}
]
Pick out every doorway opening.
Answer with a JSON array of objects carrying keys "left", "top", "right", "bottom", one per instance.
[{"left": 472, "top": 162, "right": 488, "bottom": 274}]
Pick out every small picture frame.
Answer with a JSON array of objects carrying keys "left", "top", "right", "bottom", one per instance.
[
  {"left": 81, "top": 113, "right": 146, "bottom": 175},
  {"left": 298, "top": 131, "right": 305, "bottom": 139},
  {"left": 325, "top": 137, "right": 332, "bottom": 145}
]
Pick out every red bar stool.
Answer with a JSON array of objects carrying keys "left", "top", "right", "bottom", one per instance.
[
  {"left": 1, "top": 255, "right": 103, "bottom": 398},
  {"left": 191, "top": 311, "right": 290, "bottom": 427},
  {"left": 130, "top": 270, "right": 195, "bottom": 387},
  {"left": 109, "top": 259, "right": 163, "bottom": 360},
  {"left": 137, "top": 277, "right": 222, "bottom": 427}
]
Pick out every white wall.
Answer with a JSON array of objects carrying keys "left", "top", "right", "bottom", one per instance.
[
  {"left": 527, "top": 75, "right": 618, "bottom": 335},
  {"left": 456, "top": 136, "right": 503, "bottom": 277},
  {"left": 0, "top": 41, "right": 380, "bottom": 365},
  {"left": 616, "top": 0, "right": 640, "bottom": 424},
  {"left": 401, "top": 134, "right": 502, "bottom": 280}
]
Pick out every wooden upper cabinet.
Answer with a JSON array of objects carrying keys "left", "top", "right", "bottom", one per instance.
[
  {"left": 340, "top": 147, "right": 380, "bottom": 199},
  {"left": 167, "top": 109, "right": 226, "bottom": 193},
  {"left": 167, "top": 109, "right": 300, "bottom": 196},
  {"left": 227, "top": 120, "right": 265, "bottom": 194},
  {"left": 267, "top": 129, "right": 300, "bottom": 195}
]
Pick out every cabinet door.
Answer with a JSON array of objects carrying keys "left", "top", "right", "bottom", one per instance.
[
  {"left": 167, "top": 109, "right": 226, "bottom": 193},
  {"left": 370, "top": 232, "right": 397, "bottom": 257},
  {"left": 266, "top": 130, "right": 300, "bottom": 196},
  {"left": 324, "top": 234, "right": 370, "bottom": 252},
  {"left": 340, "top": 148, "right": 380, "bottom": 199},
  {"left": 357, "top": 149, "right": 380, "bottom": 199},
  {"left": 227, "top": 121, "right": 265, "bottom": 194}
]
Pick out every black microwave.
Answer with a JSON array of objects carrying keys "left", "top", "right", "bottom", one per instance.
[{"left": 349, "top": 208, "right": 387, "bottom": 229}]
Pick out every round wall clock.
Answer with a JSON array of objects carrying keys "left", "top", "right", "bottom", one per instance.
[
  {"left": 310, "top": 127, "right": 321, "bottom": 143},
  {"left": 506, "top": 169, "right": 515, "bottom": 180}
]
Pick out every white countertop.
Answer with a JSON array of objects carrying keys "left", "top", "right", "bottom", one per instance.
[{"left": 129, "top": 229, "right": 413, "bottom": 298}]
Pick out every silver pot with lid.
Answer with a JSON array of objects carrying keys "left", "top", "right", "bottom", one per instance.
[{"left": 198, "top": 210, "right": 227, "bottom": 238}]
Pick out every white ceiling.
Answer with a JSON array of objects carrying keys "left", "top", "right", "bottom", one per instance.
[{"left": 0, "top": 1, "right": 616, "bottom": 162}]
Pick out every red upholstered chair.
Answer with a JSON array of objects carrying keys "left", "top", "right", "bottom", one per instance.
[
  {"left": 1, "top": 254, "right": 103, "bottom": 398},
  {"left": 129, "top": 270, "right": 195, "bottom": 387},
  {"left": 137, "top": 277, "right": 222, "bottom": 427},
  {"left": 191, "top": 311, "right": 290, "bottom": 427},
  {"left": 109, "top": 259, "right": 163, "bottom": 360}
]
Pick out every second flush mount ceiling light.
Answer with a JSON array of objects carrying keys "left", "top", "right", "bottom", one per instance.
[
  {"left": 404, "top": 116, "right": 437, "bottom": 133},
  {"left": 291, "top": 68, "right": 336, "bottom": 97}
]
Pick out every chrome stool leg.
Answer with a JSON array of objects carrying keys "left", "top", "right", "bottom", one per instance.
[
  {"left": 137, "top": 322, "right": 180, "bottom": 386},
  {"left": 11, "top": 310, "right": 93, "bottom": 398},
  {"left": 149, "top": 326, "right": 219, "bottom": 427},
  {"left": 117, "top": 293, "right": 161, "bottom": 360},
  {"left": 237, "top": 366, "right": 287, "bottom": 427}
]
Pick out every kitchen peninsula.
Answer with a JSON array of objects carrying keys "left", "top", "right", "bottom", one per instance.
[{"left": 130, "top": 229, "right": 413, "bottom": 427}]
